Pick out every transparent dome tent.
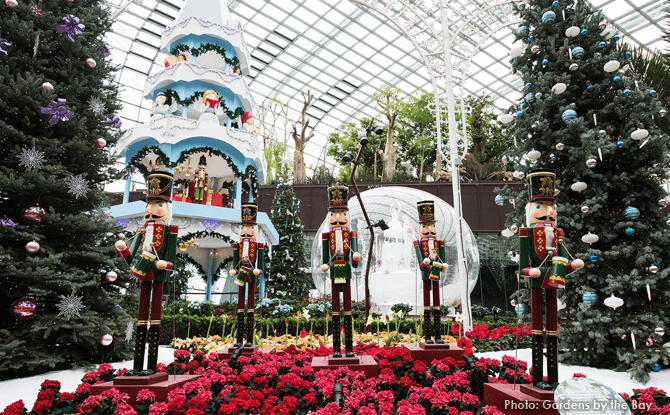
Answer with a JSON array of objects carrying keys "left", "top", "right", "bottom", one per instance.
[{"left": 311, "top": 186, "right": 479, "bottom": 314}]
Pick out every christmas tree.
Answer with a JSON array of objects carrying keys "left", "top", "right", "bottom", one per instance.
[
  {"left": 0, "top": 0, "right": 132, "bottom": 378},
  {"left": 267, "top": 170, "right": 312, "bottom": 304},
  {"left": 498, "top": 0, "right": 670, "bottom": 383}
]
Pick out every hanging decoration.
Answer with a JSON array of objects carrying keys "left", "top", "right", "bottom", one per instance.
[
  {"left": 571, "top": 182, "right": 587, "bottom": 192},
  {"left": 25, "top": 241, "right": 40, "bottom": 253},
  {"left": 10, "top": 298, "right": 38, "bottom": 320},
  {"left": 623, "top": 207, "right": 640, "bottom": 220},
  {"left": 105, "top": 271, "right": 117, "bottom": 282},
  {"left": 125, "top": 321, "right": 134, "bottom": 343},
  {"left": 55, "top": 14, "right": 85, "bottom": 43},
  {"left": 17, "top": 146, "right": 45, "bottom": 170},
  {"left": 494, "top": 195, "right": 505, "bottom": 206},
  {"left": 57, "top": 290, "right": 85, "bottom": 319},
  {"left": 21, "top": 204, "right": 46, "bottom": 224},
  {"left": 604, "top": 294, "right": 624, "bottom": 310},
  {"left": 88, "top": 96, "right": 106, "bottom": 116},
  {"left": 66, "top": 175, "right": 89, "bottom": 198},
  {"left": 40, "top": 98, "right": 72, "bottom": 125},
  {"left": 41, "top": 82, "right": 53, "bottom": 91},
  {"left": 582, "top": 292, "right": 598, "bottom": 305},
  {"left": 0, "top": 38, "right": 12, "bottom": 55},
  {"left": 100, "top": 334, "right": 114, "bottom": 346}
]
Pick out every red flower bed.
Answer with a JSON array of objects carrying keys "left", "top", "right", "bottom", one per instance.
[{"left": 2, "top": 343, "right": 669, "bottom": 415}]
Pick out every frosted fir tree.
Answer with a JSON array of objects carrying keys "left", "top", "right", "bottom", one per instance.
[
  {"left": 267, "top": 170, "right": 311, "bottom": 304},
  {"left": 497, "top": 0, "right": 670, "bottom": 382}
]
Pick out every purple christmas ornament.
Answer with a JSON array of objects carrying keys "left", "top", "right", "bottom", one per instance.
[
  {"left": 40, "top": 98, "right": 73, "bottom": 125},
  {"left": 101, "top": 113, "right": 122, "bottom": 129},
  {"left": 56, "top": 15, "right": 85, "bottom": 43},
  {"left": 101, "top": 43, "right": 110, "bottom": 57},
  {"left": 0, "top": 38, "right": 11, "bottom": 55},
  {"left": 1, "top": 219, "right": 17, "bottom": 227}
]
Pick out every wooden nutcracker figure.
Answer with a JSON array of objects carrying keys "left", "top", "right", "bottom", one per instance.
[
  {"left": 229, "top": 203, "right": 265, "bottom": 347},
  {"left": 320, "top": 184, "right": 361, "bottom": 357},
  {"left": 413, "top": 201, "right": 448, "bottom": 344},
  {"left": 519, "top": 169, "right": 584, "bottom": 389},
  {"left": 115, "top": 171, "right": 178, "bottom": 376},
  {"left": 194, "top": 155, "right": 208, "bottom": 204}
]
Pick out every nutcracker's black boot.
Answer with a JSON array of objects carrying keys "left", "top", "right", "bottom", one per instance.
[
  {"left": 142, "top": 324, "right": 160, "bottom": 376},
  {"left": 423, "top": 308, "right": 434, "bottom": 344},
  {"left": 234, "top": 310, "right": 245, "bottom": 347},
  {"left": 433, "top": 306, "right": 444, "bottom": 344},
  {"left": 344, "top": 314, "right": 355, "bottom": 357},
  {"left": 532, "top": 332, "right": 547, "bottom": 389},
  {"left": 124, "top": 323, "right": 148, "bottom": 376},
  {"left": 332, "top": 314, "right": 342, "bottom": 357},
  {"left": 244, "top": 310, "right": 254, "bottom": 347},
  {"left": 547, "top": 335, "right": 559, "bottom": 389}
]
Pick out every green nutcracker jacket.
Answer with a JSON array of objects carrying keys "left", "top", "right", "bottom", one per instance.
[
  {"left": 322, "top": 227, "right": 359, "bottom": 282},
  {"left": 414, "top": 237, "right": 446, "bottom": 281},
  {"left": 519, "top": 223, "right": 577, "bottom": 289},
  {"left": 120, "top": 222, "right": 178, "bottom": 283},
  {"left": 232, "top": 238, "right": 265, "bottom": 284}
]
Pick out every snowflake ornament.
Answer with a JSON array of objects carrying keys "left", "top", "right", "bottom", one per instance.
[
  {"left": 88, "top": 96, "right": 106, "bottom": 117},
  {"left": 57, "top": 290, "right": 85, "bottom": 319},
  {"left": 17, "top": 146, "right": 45, "bottom": 170},
  {"left": 66, "top": 175, "right": 89, "bottom": 198},
  {"left": 125, "top": 321, "right": 134, "bottom": 343}
]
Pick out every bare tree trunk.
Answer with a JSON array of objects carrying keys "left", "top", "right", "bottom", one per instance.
[
  {"left": 381, "top": 124, "right": 397, "bottom": 182},
  {"left": 291, "top": 90, "right": 314, "bottom": 184}
]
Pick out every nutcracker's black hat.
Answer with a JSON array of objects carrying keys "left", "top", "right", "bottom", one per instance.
[
  {"left": 145, "top": 171, "right": 174, "bottom": 203},
  {"left": 527, "top": 169, "right": 556, "bottom": 202},
  {"left": 241, "top": 202, "right": 258, "bottom": 224},
  {"left": 198, "top": 155, "right": 207, "bottom": 166},
  {"left": 327, "top": 184, "right": 349, "bottom": 211},
  {"left": 417, "top": 200, "right": 436, "bottom": 223}
]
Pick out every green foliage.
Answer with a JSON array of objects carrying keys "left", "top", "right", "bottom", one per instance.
[
  {"left": 390, "top": 303, "right": 413, "bottom": 317},
  {"left": 267, "top": 170, "right": 312, "bottom": 304},
  {"left": 498, "top": 0, "right": 670, "bottom": 383},
  {"left": 0, "top": 0, "right": 133, "bottom": 378}
]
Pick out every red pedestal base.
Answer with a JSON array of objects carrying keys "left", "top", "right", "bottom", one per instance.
[
  {"left": 403, "top": 342, "right": 464, "bottom": 365},
  {"left": 216, "top": 345, "right": 277, "bottom": 361},
  {"left": 311, "top": 355, "right": 379, "bottom": 378},
  {"left": 89, "top": 374, "right": 201, "bottom": 406},
  {"left": 483, "top": 383, "right": 559, "bottom": 415}
]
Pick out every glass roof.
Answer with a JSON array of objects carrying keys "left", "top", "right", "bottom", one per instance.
[{"left": 105, "top": 0, "right": 667, "bottom": 175}]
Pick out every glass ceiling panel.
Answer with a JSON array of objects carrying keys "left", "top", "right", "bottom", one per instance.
[{"left": 105, "top": 0, "right": 667, "bottom": 178}]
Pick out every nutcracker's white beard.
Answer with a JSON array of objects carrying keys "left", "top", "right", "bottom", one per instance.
[
  {"left": 143, "top": 203, "right": 172, "bottom": 253},
  {"left": 525, "top": 203, "right": 557, "bottom": 227}
]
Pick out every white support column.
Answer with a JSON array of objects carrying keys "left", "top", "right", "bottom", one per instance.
[{"left": 441, "top": 0, "right": 472, "bottom": 331}]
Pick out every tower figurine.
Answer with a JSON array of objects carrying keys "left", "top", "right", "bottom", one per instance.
[
  {"left": 413, "top": 201, "right": 448, "bottom": 344},
  {"left": 194, "top": 155, "right": 208, "bottom": 204},
  {"left": 115, "top": 171, "right": 178, "bottom": 376},
  {"left": 320, "top": 184, "right": 360, "bottom": 357},
  {"left": 519, "top": 169, "right": 584, "bottom": 390},
  {"left": 229, "top": 203, "right": 265, "bottom": 347}
]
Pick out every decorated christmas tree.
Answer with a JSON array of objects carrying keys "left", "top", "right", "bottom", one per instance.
[
  {"left": 0, "top": 0, "right": 133, "bottom": 378},
  {"left": 267, "top": 170, "right": 311, "bottom": 303},
  {"left": 497, "top": 0, "right": 670, "bottom": 382}
]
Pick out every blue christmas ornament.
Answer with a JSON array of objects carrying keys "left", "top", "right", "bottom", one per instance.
[
  {"left": 598, "top": 41, "right": 607, "bottom": 49},
  {"left": 517, "top": 110, "right": 524, "bottom": 117},
  {"left": 521, "top": 102, "right": 528, "bottom": 109},
  {"left": 650, "top": 90, "right": 657, "bottom": 97},
  {"left": 581, "top": 29, "right": 588, "bottom": 35},
  {"left": 525, "top": 92, "right": 536, "bottom": 103},
  {"left": 623, "top": 207, "right": 640, "bottom": 220},
  {"left": 613, "top": 35, "right": 620, "bottom": 41},
  {"left": 623, "top": 89, "right": 631, "bottom": 96},
  {"left": 495, "top": 195, "right": 505, "bottom": 206},
  {"left": 613, "top": 76, "right": 621, "bottom": 82},
  {"left": 590, "top": 255, "right": 599, "bottom": 262},
  {"left": 551, "top": 156, "right": 557, "bottom": 161},
  {"left": 528, "top": 35, "right": 535, "bottom": 41},
  {"left": 515, "top": 304, "right": 529, "bottom": 315},
  {"left": 587, "top": 85, "right": 595, "bottom": 92},
  {"left": 652, "top": 363, "right": 661, "bottom": 372},
  {"left": 625, "top": 52, "right": 631, "bottom": 58},
  {"left": 582, "top": 292, "right": 599, "bottom": 305},
  {"left": 542, "top": 10, "right": 556, "bottom": 23},
  {"left": 617, "top": 141, "right": 624, "bottom": 148},
  {"left": 625, "top": 227, "right": 635, "bottom": 236},
  {"left": 509, "top": 58, "right": 514, "bottom": 63},
  {"left": 526, "top": 82, "right": 533, "bottom": 89},
  {"left": 571, "top": 47, "right": 585, "bottom": 59},
  {"left": 517, "top": 26, "right": 529, "bottom": 35},
  {"left": 542, "top": 59, "right": 549, "bottom": 65},
  {"left": 552, "top": 0, "right": 559, "bottom": 5},
  {"left": 562, "top": 109, "right": 577, "bottom": 123}
]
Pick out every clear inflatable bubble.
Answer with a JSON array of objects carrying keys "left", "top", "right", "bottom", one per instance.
[{"left": 311, "top": 186, "right": 479, "bottom": 313}]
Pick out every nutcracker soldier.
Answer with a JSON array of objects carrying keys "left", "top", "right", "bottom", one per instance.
[
  {"left": 413, "top": 201, "right": 448, "bottom": 344},
  {"left": 320, "top": 184, "right": 361, "bottom": 357},
  {"left": 229, "top": 203, "right": 265, "bottom": 347},
  {"left": 115, "top": 171, "right": 178, "bottom": 376},
  {"left": 519, "top": 169, "right": 584, "bottom": 389},
  {"left": 194, "top": 155, "right": 208, "bottom": 204}
]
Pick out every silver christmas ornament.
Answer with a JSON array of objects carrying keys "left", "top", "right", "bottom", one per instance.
[
  {"left": 649, "top": 264, "right": 659, "bottom": 274},
  {"left": 556, "top": 143, "right": 565, "bottom": 150},
  {"left": 599, "top": 130, "right": 607, "bottom": 137},
  {"left": 581, "top": 206, "right": 589, "bottom": 213},
  {"left": 586, "top": 158, "right": 597, "bottom": 168},
  {"left": 569, "top": 63, "right": 579, "bottom": 71}
]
